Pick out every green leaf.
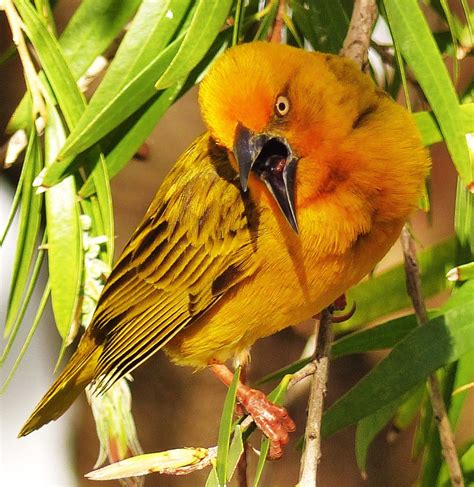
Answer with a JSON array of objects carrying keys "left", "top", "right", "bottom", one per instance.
[
  {"left": 448, "top": 350, "right": 474, "bottom": 429},
  {"left": 393, "top": 383, "right": 426, "bottom": 431},
  {"left": 155, "top": 0, "right": 232, "bottom": 89},
  {"left": 44, "top": 103, "right": 83, "bottom": 340},
  {"left": 1, "top": 235, "right": 46, "bottom": 365},
  {"left": 232, "top": 0, "right": 245, "bottom": 46},
  {"left": 289, "top": 0, "right": 352, "bottom": 54},
  {"left": 8, "top": 0, "right": 140, "bottom": 133},
  {"left": 332, "top": 314, "right": 419, "bottom": 357},
  {"left": 227, "top": 425, "right": 244, "bottom": 481},
  {"left": 447, "top": 261, "right": 474, "bottom": 282},
  {"left": 216, "top": 367, "right": 240, "bottom": 485},
  {"left": 4, "top": 130, "right": 43, "bottom": 337},
  {"left": 455, "top": 178, "right": 474, "bottom": 257},
  {"left": 59, "top": 0, "right": 141, "bottom": 80},
  {"left": 83, "top": 0, "right": 192, "bottom": 125},
  {"left": 383, "top": 0, "right": 472, "bottom": 187},
  {"left": 205, "top": 466, "right": 220, "bottom": 487},
  {"left": 323, "top": 281, "right": 474, "bottom": 438},
  {"left": 15, "top": 0, "right": 85, "bottom": 126},
  {"left": 336, "top": 238, "right": 456, "bottom": 332},
  {"left": 355, "top": 397, "right": 402, "bottom": 475},
  {"left": 253, "top": 438, "right": 271, "bottom": 487},
  {"left": 0, "top": 139, "right": 28, "bottom": 244},
  {"left": 43, "top": 35, "right": 185, "bottom": 185},
  {"left": 79, "top": 84, "right": 183, "bottom": 198},
  {"left": 81, "top": 149, "right": 115, "bottom": 266},
  {"left": 253, "top": 0, "right": 279, "bottom": 41}
]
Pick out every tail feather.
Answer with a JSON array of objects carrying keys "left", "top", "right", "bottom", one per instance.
[{"left": 19, "top": 337, "right": 101, "bottom": 437}]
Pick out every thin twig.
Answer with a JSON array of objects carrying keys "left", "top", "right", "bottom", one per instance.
[
  {"left": 298, "top": 309, "right": 333, "bottom": 487},
  {"left": 401, "top": 226, "right": 464, "bottom": 487},
  {"left": 269, "top": 0, "right": 286, "bottom": 43},
  {"left": 295, "top": 3, "right": 380, "bottom": 485},
  {"left": 340, "top": 0, "right": 378, "bottom": 72},
  {"left": 288, "top": 362, "right": 317, "bottom": 389}
]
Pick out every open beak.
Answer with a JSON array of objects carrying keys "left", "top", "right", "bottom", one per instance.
[{"left": 233, "top": 123, "right": 299, "bottom": 234}]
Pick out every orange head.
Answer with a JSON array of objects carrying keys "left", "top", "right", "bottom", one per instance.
[{"left": 199, "top": 42, "right": 430, "bottom": 248}]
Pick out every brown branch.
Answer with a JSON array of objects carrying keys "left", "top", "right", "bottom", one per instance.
[
  {"left": 295, "top": 3, "right": 380, "bottom": 485},
  {"left": 340, "top": 0, "right": 378, "bottom": 71},
  {"left": 401, "top": 226, "right": 464, "bottom": 487},
  {"left": 298, "top": 309, "right": 333, "bottom": 486},
  {"left": 269, "top": 0, "right": 286, "bottom": 43}
]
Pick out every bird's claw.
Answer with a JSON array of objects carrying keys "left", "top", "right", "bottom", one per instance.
[{"left": 240, "top": 389, "right": 295, "bottom": 460}]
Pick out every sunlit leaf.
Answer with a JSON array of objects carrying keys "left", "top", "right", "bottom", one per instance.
[
  {"left": 155, "top": 0, "right": 232, "bottom": 89},
  {"left": 216, "top": 367, "right": 240, "bottom": 485},
  {"left": 383, "top": 0, "right": 472, "bottom": 187},
  {"left": 8, "top": 0, "right": 140, "bottom": 132},
  {"left": 44, "top": 103, "right": 83, "bottom": 341},
  {"left": 337, "top": 238, "right": 456, "bottom": 332},
  {"left": 4, "top": 130, "right": 43, "bottom": 337},
  {"left": 323, "top": 281, "right": 474, "bottom": 438}
]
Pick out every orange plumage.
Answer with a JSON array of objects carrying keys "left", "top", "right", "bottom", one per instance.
[{"left": 19, "top": 42, "right": 430, "bottom": 439}]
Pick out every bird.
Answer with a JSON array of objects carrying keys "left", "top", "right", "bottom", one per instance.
[{"left": 19, "top": 41, "right": 430, "bottom": 458}]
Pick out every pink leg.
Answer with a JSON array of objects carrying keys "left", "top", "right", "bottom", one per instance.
[{"left": 209, "top": 363, "right": 296, "bottom": 459}]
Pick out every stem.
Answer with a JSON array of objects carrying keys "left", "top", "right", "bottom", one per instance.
[
  {"left": 298, "top": 309, "right": 333, "bottom": 487},
  {"left": 269, "top": 0, "right": 286, "bottom": 44},
  {"left": 401, "top": 226, "right": 464, "bottom": 487},
  {"left": 2, "top": 0, "right": 47, "bottom": 120},
  {"left": 296, "top": 2, "right": 378, "bottom": 485},
  {"left": 340, "top": 0, "right": 378, "bottom": 71}
]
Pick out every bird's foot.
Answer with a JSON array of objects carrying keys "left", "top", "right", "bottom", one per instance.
[
  {"left": 209, "top": 362, "right": 295, "bottom": 459},
  {"left": 239, "top": 388, "right": 295, "bottom": 459}
]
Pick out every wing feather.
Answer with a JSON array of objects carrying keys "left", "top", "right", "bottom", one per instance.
[{"left": 88, "top": 134, "right": 259, "bottom": 391}]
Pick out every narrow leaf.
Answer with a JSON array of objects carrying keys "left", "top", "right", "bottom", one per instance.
[
  {"left": 323, "top": 281, "right": 474, "bottom": 438},
  {"left": 44, "top": 103, "right": 83, "bottom": 340},
  {"left": 89, "top": 0, "right": 191, "bottom": 109},
  {"left": 226, "top": 425, "right": 244, "bottom": 481},
  {"left": 384, "top": 0, "right": 472, "bottom": 187},
  {"left": 155, "top": 0, "right": 233, "bottom": 89},
  {"left": 332, "top": 314, "right": 419, "bottom": 357},
  {"left": 44, "top": 34, "right": 185, "bottom": 179},
  {"left": 216, "top": 367, "right": 240, "bottom": 485},
  {"left": 1, "top": 237, "right": 46, "bottom": 364},
  {"left": 337, "top": 238, "right": 456, "bottom": 332},
  {"left": 79, "top": 84, "right": 183, "bottom": 198},
  {"left": 4, "top": 130, "right": 43, "bottom": 337},
  {"left": 8, "top": 0, "right": 140, "bottom": 133},
  {"left": 15, "top": 0, "right": 85, "bottom": 126},
  {"left": 289, "top": 0, "right": 351, "bottom": 54},
  {"left": 355, "top": 399, "right": 400, "bottom": 475},
  {"left": 253, "top": 375, "right": 291, "bottom": 487}
]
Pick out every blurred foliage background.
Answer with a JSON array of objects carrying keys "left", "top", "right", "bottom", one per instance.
[{"left": 0, "top": 0, "right": 473, "bottom": 485}]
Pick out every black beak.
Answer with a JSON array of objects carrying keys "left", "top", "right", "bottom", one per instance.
[{"left": 233, "top": 123, "right": 299, "bottom": 234}]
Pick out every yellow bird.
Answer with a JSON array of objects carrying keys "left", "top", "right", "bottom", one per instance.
[{"left": 19, "top": 42, "right": 430, "bottom": 457}]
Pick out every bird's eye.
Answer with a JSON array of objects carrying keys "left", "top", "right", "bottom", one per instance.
[{"left": 275, "top": 95, "right": 290, "bottom": 117}]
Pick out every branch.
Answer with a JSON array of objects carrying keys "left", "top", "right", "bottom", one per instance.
[
  {"left": 298, "top": 309, "right": 333, "bottom": 486},
  {"left": 401, "top": 226, "right": 464, "bottom": 487},
  {"left": 340, "top": 0, "right": 378, "bottom": 71},
  {"left": 269, "top": 0, "right": 286, "bottom": 43},
  {"left": 294, "top": 3, "right": 381, "bottom": 485}
]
